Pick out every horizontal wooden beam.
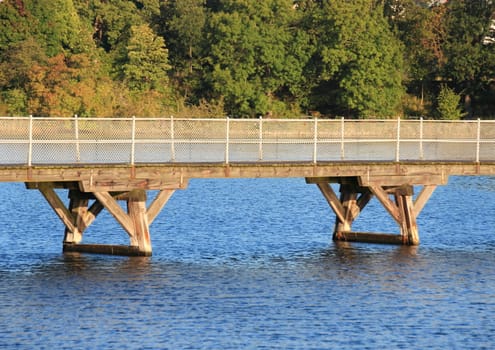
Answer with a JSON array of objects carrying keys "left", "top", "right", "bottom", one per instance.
[
  {"left": 63, "top": 243, "right": 150, "bottom": 256},
  {"left": 80, "top": 178, "right": 187, "bottom": 192},
  {"left": 2, "top": 161, "right": 493, "bottom": 185},
  {"left": 305, "top": 176, "right": 359, "bottom": 185},
  {"left": 334, "top": 232, "right": 405, "bottom": 245},
  {"left": 359, "top": 174, "right": 448, "bottom": 187},
  {"left": 25, "top": 181, "right": 79, "bottom": 190}
]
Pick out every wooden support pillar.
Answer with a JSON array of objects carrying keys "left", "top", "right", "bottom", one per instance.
[
  {"left": 64, "top": 190, "right": 105, "bottom": 244},
  {"left": 127, "top": 190, "right": 152, "bottom": 255},
  {"left": 332, "top": 184, "right": 372, "bottom": 241},
  {"left": 29, "top": 181, "right": 177, "bottom": 256},
  {"left": 308, "top": 177, "right": 439, "bottom": 246},
  {"left": 394, "top": 186, "right": 419, "bottom": 245},
  {"left": 85, "top": 189, "right": 175, "bottom": 256},
  {"left": 313, "top": 179, "right": 374, "bottom": 243},
  {"left": 64, "top": 196, "right": 87, "bottom": 244},
  {"left": 334, "top": 185, "right": 357, "bottom": 235}
]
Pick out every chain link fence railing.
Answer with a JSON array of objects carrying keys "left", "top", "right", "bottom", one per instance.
[{"left": 0, "top": 117, "right": 494, "bottom": 165}]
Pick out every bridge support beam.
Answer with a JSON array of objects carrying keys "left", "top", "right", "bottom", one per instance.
[
  {"left": 307, "top": 177, "right": 439, "bottom": 246},
  {"left": 27, "top": 182, "right": 178, "bottom": 256}
]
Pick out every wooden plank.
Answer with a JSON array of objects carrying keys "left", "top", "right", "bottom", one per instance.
[
  {"left": 147, "top": 189, "right": 175, "bottom": 225},
  {"left": 369, "top": 185, "right": 401, "bottom": 224},
  {"left": 93, "top": 192, "right": 135, "bottom": 238},
  {"left": 316, "top": 183, "right": 346, "bottom": 224},
  {"left": 38, "top": 184, "right": 76, "bottom": 234},
  {"left": 414, "top": 185, "right": 437, "bottom": 217}
]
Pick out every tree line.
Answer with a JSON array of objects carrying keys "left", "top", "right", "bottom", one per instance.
[{"left": 1, "top": 0, "right": 494, "bottom": 119}]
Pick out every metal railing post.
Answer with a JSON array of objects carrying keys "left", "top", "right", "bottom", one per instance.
[
  {"left": 74, "top": 114, "right": 81, "bottom": 162},
  {"left": 258, "top": 117, "right": 263, "bottom": 161},
  {"left": 131, "top": 116, "right": 136, "bottom": 165},
  {"left": 28, "top": 115, "right": 33, "bottom": 166},
  {"left": 225, "top": 117, "right": 230, "bottom": 164},
  {"left": 313, "top": 117, "right": 318, "bottom": 163},
  {"left": 170, "top": 116, "right": 175, "bottom": 161},
  {"left": 395, "top": 117, "right": 401, "bottom": 162},
  {"left": 476, "top": 118, "right": 481, "bottom": 162},
  {"left": 340, "top": 117, "right": 345, "bottom": 160},
  {"left": 419, "top": 117, "right": 424, "bottom": 160}
]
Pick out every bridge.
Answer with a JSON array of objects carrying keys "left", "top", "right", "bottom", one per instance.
[{"left": 1, "top": 116, "right": 494, "bottom": 256}]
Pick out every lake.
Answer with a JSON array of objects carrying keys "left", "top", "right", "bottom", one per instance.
[{"left": 0, "top": 176, "right": 494, "bottom": 349}]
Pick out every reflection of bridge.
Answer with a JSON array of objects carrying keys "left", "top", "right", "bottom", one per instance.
[{"left": 1, "top": 116, "right": 495, "bottom": 255}]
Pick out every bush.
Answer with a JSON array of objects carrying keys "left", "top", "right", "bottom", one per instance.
[{"left": 436, "top": 85, "right": 464, "bottom": 120}]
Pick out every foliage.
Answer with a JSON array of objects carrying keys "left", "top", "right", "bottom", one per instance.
[
  {"left": 0, "top": 0, "right": 495, "bottom": 118},
  {"left": 206, "top": 0, "right": 311, "bottom": 117},
  {"left": 441, "top": 0, "right": 495, "bottom": 95},
  {"left": 160, "top": 0, "right": 208, "bottom": 101},
  {"left": 436, "top": 85, "right": 464, "bottom": 120},
  {"left": 123, "top": 24, "right": 171, "bottom": 91},
  {"left": 309, "top": 0, "right": 405, "bottom": 118},
  {"left": 25, "top": 0, "right": 92, "bottom": 56},
  {"left": 0, "top": 0, "right": 32, "bottom": 51}
]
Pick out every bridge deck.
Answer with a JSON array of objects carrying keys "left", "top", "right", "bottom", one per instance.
[{"left": 0, "top": 161, "right": 494, "bottom": 189}]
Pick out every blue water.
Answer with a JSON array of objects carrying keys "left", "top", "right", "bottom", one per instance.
[{"left": 0, "top": 177, "right": 495, "bottom": 349}]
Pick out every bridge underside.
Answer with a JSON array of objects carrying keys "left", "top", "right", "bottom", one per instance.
[{"left": 23, "top": 169, "right": 449, "bottom": 255}]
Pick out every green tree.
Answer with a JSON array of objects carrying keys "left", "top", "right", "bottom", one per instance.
[
  {"left": 122, "top": 24, "right": 171, "bottom": 91},
  {"left": 0, "top": 38, "right": 47, "bottom": 91},
  {"left": 206, "top": 0, "right": 311, "bottom": 117},
  {"left": 0, "top": 38, "right": 49, "bottom": 115},
  {"left": 309, "top": 0, "right": 405, "bottom": 118},
  {"left": 161, "top": 0, "right": 208, "bottom": 101},
  {"left": 0, "top": 0, "right": 32, "bottom": 51},
  {"left": 87, "top": 0, "right": 144, "bottom": 52},
  {"left": 25, "top": 0, "right": 91, "bottom": 56},
  {"left": 27, "top": 53, "right": 81, "bottom": 116},
  {"left": 384, "top": 0, "right": 443, "bottom": 111},
  {"left": 441, "top": 0, "right": 495, "bottom": 116}
]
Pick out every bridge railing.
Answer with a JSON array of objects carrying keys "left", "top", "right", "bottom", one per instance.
[{"left": 0, "top": 116, "right": 494, "bottom": 165}]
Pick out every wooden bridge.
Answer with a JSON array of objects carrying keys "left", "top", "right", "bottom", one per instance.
[{"left": 1, "top": 116, "right": 494, "bottom": 256}]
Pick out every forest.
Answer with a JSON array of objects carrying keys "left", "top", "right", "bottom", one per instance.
[{"left": 1, "top": 0, "right": 495, "bottom": 119}]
